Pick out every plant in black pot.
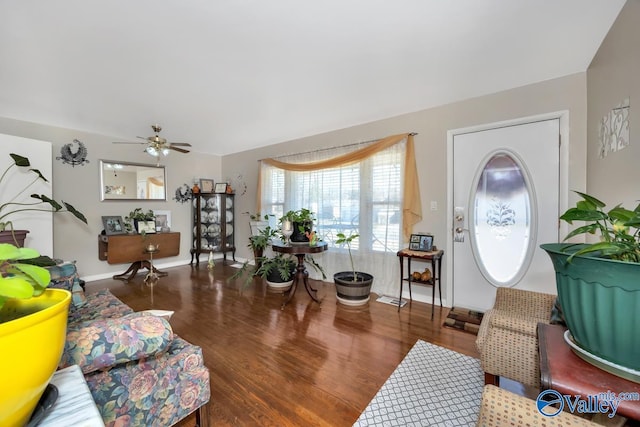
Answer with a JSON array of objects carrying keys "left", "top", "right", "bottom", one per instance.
[
  {"left": 255, "top": 253, "right": 297, "bottom": 290},
  {"left": 280, "top": 209, "right": 315, "bottom": 243},
  {"left": 333, "top": 232, "right": 373, "bottom": 306},
  {"left": 540, "top": 191, "right": 640, "bottom": 380}
]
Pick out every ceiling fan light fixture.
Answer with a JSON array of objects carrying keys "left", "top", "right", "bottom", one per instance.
[
  {"left": 146, "top": 146, "right": 159, "bottom": 156},
  {"left": 161, "top": 147, "right": 170, "bottom": 156}
]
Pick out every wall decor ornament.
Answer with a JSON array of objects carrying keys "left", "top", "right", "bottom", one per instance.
[
  {"left": 598, "top": 97, "right": 630, "bottom": 159},
  {"left": 173, "top": 184, "right": 193, "bottom": 203},
  {"left": 56, "top": 139, "right": 89, "bottom": 166}
]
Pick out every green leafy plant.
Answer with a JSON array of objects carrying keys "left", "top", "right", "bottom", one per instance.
[
  {"left": 245, "top": 212, "right": 273, "bottom": 222},
  {"left": 336, "top": 232, "right": 360, "bottom": 281},
  {"left": 560, "top": 191, "right": 640, "bottom": 262},
  {"left": 248, "top": 225, "right": 278, "bottom": 253},
  {"left": 0, "top": 153, "right": 87, "bottom": 233},
  {"left": 254, "top": 254, "right": 296, "bottom": 282},
  {"left": 124, "top": 208, "right": 155, "bottom": 233},
  {"left": 0, "top": 243, "right": 51, "bottom": 311},
  {"left": 280, "top": 209, "right": 315, "bottom": 236},
  {"left": 280, "top": 208, "right": 315, "bottom": 224}
]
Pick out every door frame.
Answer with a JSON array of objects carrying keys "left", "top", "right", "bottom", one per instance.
[{"left": 444, "top": 111, "right": 570, "bottom": 307}]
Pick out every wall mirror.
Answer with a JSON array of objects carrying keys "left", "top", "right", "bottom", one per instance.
[{"left": 100, "top": 160, "right": 167, "bottom": 201}]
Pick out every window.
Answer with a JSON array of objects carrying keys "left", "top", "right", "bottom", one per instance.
[{"left": 260, "top": 142, "right": 403, "bottom": 254}]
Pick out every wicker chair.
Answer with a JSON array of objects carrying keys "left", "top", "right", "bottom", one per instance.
[
  {"left": 475, "top": 287, "right": 556, "bottom": 389},
  {"left": 477, "top": 385, "right": 597, "bottom": 426}
]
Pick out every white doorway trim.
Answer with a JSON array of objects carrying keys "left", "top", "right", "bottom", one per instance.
[{"left": 444, "top": 111, "right": 570, "bottom": 308}]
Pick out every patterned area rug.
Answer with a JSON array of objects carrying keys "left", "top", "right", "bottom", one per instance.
[
  {"left": 353, "top": 340, "right": 483, "bottom": 426},
  {"left": 443, "top": 307, "right": 484, "bottom": 335}
]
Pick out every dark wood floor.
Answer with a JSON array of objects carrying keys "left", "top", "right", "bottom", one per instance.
[{"left": 89, "top": 261, "right": 479, "bottom": 426}]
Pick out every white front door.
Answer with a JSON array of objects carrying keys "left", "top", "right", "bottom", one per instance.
[{"left": 449, "top": 118, "right": 561, "bottom": 312}]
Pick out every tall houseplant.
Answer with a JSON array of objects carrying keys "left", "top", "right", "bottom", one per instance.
[
  {"left": 333, "top": 232, "right": 373, "bottom": 306},
  {"left": 0, "top": 243, "right": 71, "bottom": 425},
  {"left": 0, "top": 153, "right": 87, "bottom": 246},
  {"left": 541, "top": 191, "right": 640, "bottom": 379}
]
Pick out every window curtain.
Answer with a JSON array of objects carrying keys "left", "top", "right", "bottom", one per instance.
[
  {"left": 259, "top": 133, "right": 422, "bottom": 239},
  {"left": 258, "top": 133, "right": 422, "bottom": 297}
]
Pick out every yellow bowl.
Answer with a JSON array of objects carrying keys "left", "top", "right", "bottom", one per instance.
[{"left": 0, "top": 289, "right": 71, "bottom": 426}]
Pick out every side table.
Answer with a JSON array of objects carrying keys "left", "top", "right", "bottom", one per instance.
[
  {"left": 538, "top": 323, "right": 640, "bottom": 421},
  {"left": 37, "top": 365, "right": 104, "bottom": 426},
  {"left": 396, "top": 248, "right": 444, "bottom": 319},
  {"left": 272, "top": 241, "right": 328, "bottom": 309}
]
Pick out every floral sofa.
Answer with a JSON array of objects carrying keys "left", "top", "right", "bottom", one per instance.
[{"left": 48, "top": 262, "right": 211, "bottom": 427}]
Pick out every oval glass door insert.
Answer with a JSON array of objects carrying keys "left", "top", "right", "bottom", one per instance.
[{"left": 470, "top": 151, "right": 536, "bottom": 287}]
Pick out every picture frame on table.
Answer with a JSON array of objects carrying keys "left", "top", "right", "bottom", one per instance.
[
  {"left": 199, "top": 179, "right": 214, "bottom": 194},
  {"left": 154, "top": 210, "right": 171, "bottom": 232},
  {"left": 102, "top": 216, "right": 126, "bottom": 235},
  {"left": 409, "top": 233, "right": 434, "bottom": 252},
  {"left": 137, "top": 220, "right": 157, "bottom": 234},
  {"left": 214, "top": 182, "right": 228, "bottom": 193}
]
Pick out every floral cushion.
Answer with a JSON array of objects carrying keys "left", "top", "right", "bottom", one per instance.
[
  {"left": 85, "top": 336, "right": 211, "bottom": 427},
  {"left": 68, "top": 289, "right": 134, "bottom": 325},
  {"left": 60, "top": 312, "right": 174, "bottom": 374},
  {"left": 46, "top": 261, "right": 87, "bottom": 307}
]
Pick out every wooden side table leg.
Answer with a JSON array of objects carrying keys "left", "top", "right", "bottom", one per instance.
[
  {"left": 398, "top": 255, "right": 403, "bottom": 312},
  {"left": 407, "top": 258, "right": 413, "bottom": 303},
  {"left": 431, "top": 258, "right": 436, "bottom": 319}
]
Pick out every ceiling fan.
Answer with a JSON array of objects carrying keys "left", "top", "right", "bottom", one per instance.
[{"left": 113, "top": 124, "right": 192, "bottom": 162}]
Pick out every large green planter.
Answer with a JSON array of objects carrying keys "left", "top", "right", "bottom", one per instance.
[{"left": 541, "top": 243, "right": 640, "bottom": 374}]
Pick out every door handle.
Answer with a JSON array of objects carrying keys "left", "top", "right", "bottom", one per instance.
[{"left": 454, "top": 207, "right": 465, "bottom": 242}]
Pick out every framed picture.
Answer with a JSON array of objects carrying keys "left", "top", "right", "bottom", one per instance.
[
  {"left": 102, "top": 216, "right": 126, "bottom": 235},
  {"left": 409, "top": 233, "right": 434, "bottom": 252},
  {"left": 199, "top": 179, "right": 214, "bottom": 193},
  {"left": 154, "top": 210, "right": 171, "bottom": 232},
  {"left": 214, "top": 182, "right": 228, "bottom": 193},
  {"left": 137, "top": 220, "right": 157, "bottom": 234}
]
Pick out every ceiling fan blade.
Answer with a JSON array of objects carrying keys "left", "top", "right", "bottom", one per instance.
[
  {"left": 113, "top": 141, "right": 146, "bottom": 145},
  {"left": 169, "top": 146, "right": 190, "bottom": 153},
  {"left": 168, "top": 142, "right": 192, "bottom": 147}
]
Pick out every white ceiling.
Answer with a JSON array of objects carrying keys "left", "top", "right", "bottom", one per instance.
[{"left": 0, "top": 1, "right": 626, "bottom": 156}]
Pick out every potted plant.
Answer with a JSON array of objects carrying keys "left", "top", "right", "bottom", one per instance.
[
  {"left": 0, "top": 153, "right": 87, "bottom": 246},
  {"left": 255, "top": 253, "right": 297, "bottom": 289},
  {"left": 0, "top": 243, "right": 71, "bottom": 426},
  {"left": 248, "top": 224, "right": 277, "bottom": 265},
  {"left": 333, "top": 232, "right": 373, "bottom": 306},
  {"left": 540, "top": 191, "right": 640, "bottom": 377},
  {"left": 125, "top": 208, "right": 155, "bottom": 234},
  {"left": 280, "top": 209, "right": 315, "bottom": 243}
]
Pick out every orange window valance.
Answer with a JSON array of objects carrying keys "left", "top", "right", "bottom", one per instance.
[{"left": 259, "top": 133, "right": 422, "bottom": 240}]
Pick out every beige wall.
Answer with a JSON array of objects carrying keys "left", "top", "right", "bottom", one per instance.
[
  {"left": 0, "top": 117, "right": 222, "bottom": 281},
  {"left": 587, "top": 0, "right": 640, "bottom": 209},
  {"left": 223, "top": 73, "right": 588, "bottom": 303}
]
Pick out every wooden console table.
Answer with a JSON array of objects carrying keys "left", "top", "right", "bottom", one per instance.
[
  {"left": 397, "top": 248, "right": 443, "bottom": 319},
  {"left": 538, "top": 323, "right": 640, "bottom": 421},
  {"left": 98, "top": 232, "right": 180, "bottom": 281}
]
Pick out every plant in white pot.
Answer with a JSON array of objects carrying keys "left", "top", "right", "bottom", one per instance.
[
  {"left": 540, "top": 191, "right": 640, "bottom": 380},
  {"left": 255, "top": 253, "right": 297, "bottom": 290},
  {"left": 0, "top": 243, "right": 71, "bottom": 426},
  {"left": 0, "top": 153, "right": 87, "bottom": 246},
  {"left": 333, "top": 232, "right": 373, "bottom": 306}
]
